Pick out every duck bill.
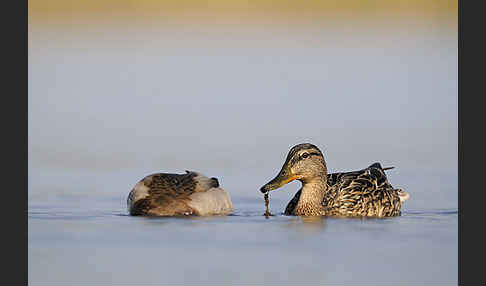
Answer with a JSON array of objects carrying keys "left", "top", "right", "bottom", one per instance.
[{"left": 260, "top": 169, "right": 297, "bottom": 193}]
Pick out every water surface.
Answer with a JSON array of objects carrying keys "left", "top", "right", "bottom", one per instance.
[
  {"left": 28, "top": 5, "right": 457, "bottom": 284},
  {"left": 28, "top": 168, "right": 457, "bottom": 286}
]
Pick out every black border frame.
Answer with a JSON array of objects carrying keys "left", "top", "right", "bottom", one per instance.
[
  {"left": 6, "top": 0, "right": 28, "bottom": 284},
  {"left": 16, "top": 1, "right": 467, "bottom": 285}
]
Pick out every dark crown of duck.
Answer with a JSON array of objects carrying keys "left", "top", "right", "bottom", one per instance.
[{"left": 260, "top": 143, "right": 327, "bottom": 193}]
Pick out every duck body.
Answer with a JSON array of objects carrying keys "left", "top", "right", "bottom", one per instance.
[
  {"left": 284, "top": 163, "right": 408, "bottom": 217},
  {"left": 127, "top": 171, "right": 233, "bottom": 216},
  {"left": 261, "top": 143, "right": 409, "bottom": 218}
]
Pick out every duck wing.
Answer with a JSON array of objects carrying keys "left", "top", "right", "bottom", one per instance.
[
  {"left": 285, "top": 163, "right": 383, "bottom": 215},
  {"left": 323, "top": 163, "right": 404, "bottom": 217},
  {"left": 127, "top": 171, "right": 219, "bottom": 216},
  {"left": 285, "top": 163, "right": 404, "bottom": 216},
  {"left": 284, "top": 187, "right": 302, "bottom": 215},
  {"left": 327, "top": 162, "right": 393, "bottom": 186}
]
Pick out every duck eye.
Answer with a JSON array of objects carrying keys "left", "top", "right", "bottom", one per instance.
[{"left": 301, "top": 153, "right": 309, "bottom": 159}]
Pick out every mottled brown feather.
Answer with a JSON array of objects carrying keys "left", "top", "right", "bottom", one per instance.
[
  {"left": 285, "top": 163, "right": 403, "bottom": 217},
  {"left": 128, "top": 172, "right": 218, "bottom": 216}
]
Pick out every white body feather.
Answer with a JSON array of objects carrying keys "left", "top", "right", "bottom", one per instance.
[{"left": 188, "top": 187, "right": 234, "bottom": 216}]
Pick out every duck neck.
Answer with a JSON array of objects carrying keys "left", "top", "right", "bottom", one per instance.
[
  {"left": 295, "top": 176, "right": 328, "bottom": 216},
  {"left": 300, "top": 177, "right": 328, "bottom": 205}
]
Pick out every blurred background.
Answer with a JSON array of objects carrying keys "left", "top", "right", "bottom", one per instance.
[
  {"left": 29, "top": 0, "right": 457, "bottom": 207},
  {"left": 28, "top": 1, "right": 457, "bottom": 286},
  {"left": 28, "top": 0, "right": 457, "bottom": 172}
]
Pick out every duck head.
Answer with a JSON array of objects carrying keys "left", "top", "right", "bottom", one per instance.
[{"left": 260, "top": 143, "right": 328, "bottom": 193}]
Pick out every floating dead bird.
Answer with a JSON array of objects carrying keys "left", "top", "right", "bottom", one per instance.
[{"left": 260, "top": 143, "right": 409, "bottom": 217}]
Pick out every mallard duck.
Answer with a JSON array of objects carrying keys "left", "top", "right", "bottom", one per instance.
[
  {"left": 260, "top": 143, "right": 409, "bottom": 217},
  {"left": 127, "top": 171, "right": 233, "bottom": 216}
]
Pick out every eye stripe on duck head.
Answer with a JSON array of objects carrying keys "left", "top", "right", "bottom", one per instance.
[{"left": 285, "top": 143, "right": 324, "bottom": 167}]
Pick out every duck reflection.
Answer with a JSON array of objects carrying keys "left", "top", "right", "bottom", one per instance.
[{"left": 286, "top": 215, "right": 327, "bottom": 232}]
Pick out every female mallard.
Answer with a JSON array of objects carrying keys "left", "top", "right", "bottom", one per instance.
[
  {"left": 127, "top": 171, "right": 233, "bottom": 216},
  {"left": 260, "top": 143, "right": 409, "bottom": 217}
]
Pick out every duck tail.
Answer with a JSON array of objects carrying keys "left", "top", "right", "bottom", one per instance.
[
  {"left": 368, "top": 162, "right": 394, "bottom": 171},
  {"left": 368, "top": 162, "right": 383, "bottom": 169},
  {"left": 396, "top": 189, "right": 410, "bottom": 202}
]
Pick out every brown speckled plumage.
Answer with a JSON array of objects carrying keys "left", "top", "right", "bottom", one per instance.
[
  {"left": 261, "top": 143, "right": 409, "bottom": 218},
  {"left": 284, "top": 163, "right": 404, "bottom": 217},
  {"left": 127, "top": 171, "right": 220, "bottom": 216}
]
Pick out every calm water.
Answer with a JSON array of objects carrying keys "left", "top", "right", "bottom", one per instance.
[
  {"left": 28, "top": 167, "right": 457, "bottom": 286},
  {"left": 29, "top": 9, "right": 457, "bottom": 284}
]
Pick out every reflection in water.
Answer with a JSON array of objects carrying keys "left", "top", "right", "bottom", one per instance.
[
  {"left": 28, "top": 195, "right": 458, "bottom": 286},
  {"left": 286, "top": 216, "right": 327, "bottom": 232},
  {"left": 139, "top": 214, "right": 232, "bottom": 227}
]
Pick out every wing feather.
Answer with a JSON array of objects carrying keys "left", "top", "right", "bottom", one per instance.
[
  {"left": 324, "top": 165, "right": 402, "bottom": 217},
  {"left": 128, "top": 172, "right": 200, "bottom": 216}
]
